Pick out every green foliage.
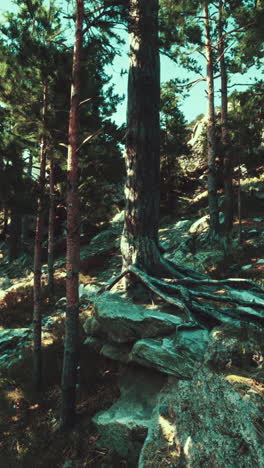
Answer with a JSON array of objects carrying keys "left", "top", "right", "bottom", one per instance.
[
  {"left": 0, "top": 0, "right": 126, "bottom": 249},
  {"left": 228, "top": 81, "right": 264, "bottom": 170}
]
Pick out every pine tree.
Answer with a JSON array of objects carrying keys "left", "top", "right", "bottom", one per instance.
[
  {"left": 204, "top": 1, "right": 219, "bottom": 239},
  {"left": 33, "top": 81, "right": 48, "bottom": 391},
  {"left": 120, "top": 0, "right": 162, "bottom": 281},
  {"left": 48, "top": 156, "right": 55, "bottom": 298},
  {"left": 218, "top": 0, "right": 233, "bottom": 237},
  {"left": 61, "top": 0, "right": 84, "bottom": 430},
  {"left": 103, "top": 0, "right": 264, "bottom": 333}
]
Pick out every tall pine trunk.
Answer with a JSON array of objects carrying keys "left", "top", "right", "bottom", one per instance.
[
  {"left": 218, "top": 0, "right": 233, "bottom": 236},
  {"left": 48, "top": 156, "right": 55, "bottom": 298},
  {"left": 33, "top": 81, "right": 48, "bottom": 391},
  {"left": 121, "top": 0, "right": 161, "bottom": 277},
  {"left": 204, "top": 3, "right": 219, "bottom": 239},
  {"left": 61, "top": 0, "right": 83, "bottom": 429}
]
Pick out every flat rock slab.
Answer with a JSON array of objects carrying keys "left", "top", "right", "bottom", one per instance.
[
  {"left": 139, "top": 368, "right": 264, "bottom": 468},
  {"left": 93, "top": 367, "right": 166, "bottom": 466},
  {"left": 130, "top": 328, "right": 209, "bottom": 378},
  {"left": 91, "top": 292, "right": 183, "bottom": 343}
]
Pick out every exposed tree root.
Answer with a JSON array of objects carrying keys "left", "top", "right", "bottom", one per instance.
[
  {"left": 98, "top": 259, "right": 264, "bottom": 329},
  {"left": 164, "top": 277, "right": 264, "bottom": 294}
]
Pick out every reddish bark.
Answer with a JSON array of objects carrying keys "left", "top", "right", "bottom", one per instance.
[
  {"left": 61, "top": 0, "right": 84, "bottom": 429},
  {"left": 204, "top": 3, "right": 220, "bottom": 239},
  {"left": 33, "top": 81, "right": 48, "bottom": 391}
]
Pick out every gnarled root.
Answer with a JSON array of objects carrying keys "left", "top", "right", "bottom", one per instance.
[{"left": 98, "top": 259, "right": 264, "bottom": 329}]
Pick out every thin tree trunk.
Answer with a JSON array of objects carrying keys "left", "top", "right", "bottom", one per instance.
[
  {"left": 238, "top": 151, "right": 242, "bottom": 244},
  {"left": 33, "top": 81, "right": 48, "bottom": 391},
  {"left": 61, "top": 0, "right": 83, "bottom": 429},
  {"left": 8, "top": 209, "right": 22, "bottom": 261},
  {"left": 48, "top": 156, "right": 55, "bottom": 298},
  {"left": 121, "top": 0, "right": 161, "bottom": 279},
  {"left": 218, "top": 0, "right": 233, "bottom": 236},
  {"left": 2, "top": 207, "right": 8, "bottom": 240},
  {"left": 204, "top": 2, "right": 219, "bottom": 239},
  {"left": 22, "top": 151, "right": 33, "bottom": 244}
]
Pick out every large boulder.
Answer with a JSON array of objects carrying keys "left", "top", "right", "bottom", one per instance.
[
  {"left": 189, "top": 214, "right": 210, "bottom": 234},
  {"left": 189, "top": 213, "right": 224, "bottom": 235},
  {"left": 130, "top": 327, "right": 209, "bottom": 378},
  {"left": 139, "top": 368, "right": 264, "bottom": 468},
  {"left": 92, "top": 367, "right": 166, "bottom": 466},
  {"left": 86, "top": 292, "right": 183, "bottom": 344}
]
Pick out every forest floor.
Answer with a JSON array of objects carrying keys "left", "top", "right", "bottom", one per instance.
[{"left": 0, "top": 167, "right": 263, "bottom": 467}]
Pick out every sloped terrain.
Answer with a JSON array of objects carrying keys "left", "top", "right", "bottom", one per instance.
[{"left": 0, "top": 163, "right": 264, "bottom": 467}]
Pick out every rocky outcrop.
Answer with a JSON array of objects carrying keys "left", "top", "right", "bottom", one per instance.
[
  {"left": 139, "top": 368, "right": 264, "bottom": 468},
  {"left": 77, "top": 219, "right": 264, "bottom": 467},
  {"left": 86, "top": 291, "right": 183, "bottom": 343},
  {"left": 82, "top": 286, "right": 264, "bottom": 467},
  {"left": 130, "top": 327, "right": 209, "bottom": 378},
  {"left": 83, "top": 291, "right": 209, "bottom": 378}
]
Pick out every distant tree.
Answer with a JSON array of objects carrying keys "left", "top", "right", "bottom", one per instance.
[
  {"left": 159, "top": 0, "right": 263, "bottom": 241},
  {"left": 48, "top": 156, "right": 55, "bottom": 297},
  {"left": 160, "top": 81, "right": 190, "bottom": 212},
  {"left": 228, "top": 81, "right": 264, "bottom": 169}
]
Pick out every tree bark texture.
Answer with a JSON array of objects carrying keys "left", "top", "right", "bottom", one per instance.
[
  {"left": 218, "top": 0, "right": 233, "bottom": 235},
  {"left": 204, "top": 3, "right": 219, "bottom": 239},
  {"left": 121, "top": 0, "right": 161, "bottom": 274},
  {"left": 33, "top": 81, "right": 48, "bottom": 391},
  {"left": 61, "top": 0, "right": 83, "bottom": 429},
  {"left": 48, "top": 156, "right": 55, "bottom": 297}
]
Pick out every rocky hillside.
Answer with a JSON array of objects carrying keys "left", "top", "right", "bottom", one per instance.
[{"left": 0, "top": 168, "right": 264, "bottom": 467}]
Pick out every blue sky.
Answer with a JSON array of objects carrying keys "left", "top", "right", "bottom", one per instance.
[
  {"left": 107, "top": 30, "right": 261, "bottom": 126},
  {"left": 1, "top": 0, "right": 262, "bottom": 125}
]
